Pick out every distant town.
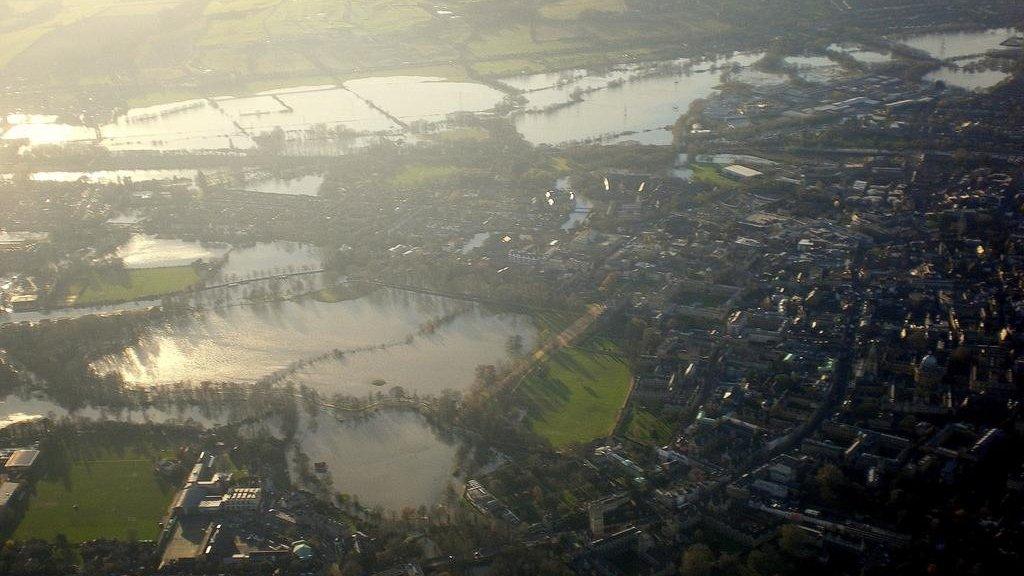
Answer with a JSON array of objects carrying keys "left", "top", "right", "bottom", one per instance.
[{"left": 2, "top": 1, "right": 1024, "bottom": 575}]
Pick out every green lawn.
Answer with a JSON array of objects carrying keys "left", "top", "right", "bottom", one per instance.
[
  {"left": 521, "top": 343, "right": 632, "bottom": 448},
  {"left": 14, "top": 446, "right": 176, "bottom": 543},
  {"left": 389, "top": 163, "right": 479, "bottom": 189},
  {"left": 623, "top": 406, "right": 674, "bottom": 445},
  {"left": 74, "top": 266, "right": 201, "bottom": 305},
  {"left": 691, "top": 164, "right": 742, "bottom": 190}
]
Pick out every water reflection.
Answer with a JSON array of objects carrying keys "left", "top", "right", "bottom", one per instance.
[
  {"left": 286, "top": 410, "right": 460, "bottom": 511},
  {"left": 93, "top": 289, "right": 536, "bottom": 395},
  {"left": 216, "top": 242, "right": 323, "bottom": 281},
  {"left": 925, "top": 66, "right": 1010, "bottom": 91},
  {"left": 512, "top": 53, "right": 763, "bottom": 145},
  {"left": 344, "top": 76, "right": 506, "bottom": 123},
  {"left": 897, "top": 27, "right": 1019, "bottom": 60},
  {"left": 115, "top": 234, "right": 231, "bottom": 269},
  {"left": 0, "top": 393, "right": 231, "bottom": 430},
  {"left": 246, "top": 174, "right": 324, "bottom": 196},
  {"left": 0, "top": 299, "right": 161, "bottom": 327}
]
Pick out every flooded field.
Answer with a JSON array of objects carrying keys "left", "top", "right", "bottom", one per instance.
[
  {"left": 897, "top": 27, "right": 1019, "bottom": 60},
  {"left": 828, "top": 43, "right": 893, "bottom": 64},
  {"left": 344, "top": 76, "right": 507, "bottom": 123},
  {"left": 28, "top": 169, "right": 196, "bottom": 184},
  {"left": 0, "top": 393, "right": 232, "bottom": 430},
  {"left": 501, "top": 66, "right": 639, "bottom": 112},
  {"left": 115, "top": 234, "right": 230, "bottom": 269},
  {"left": 1, "top": 113, "right": 97, "bottom": 147},
  {"left": 91, "top": 289, "right": 536, "bottom": 396},
  {"left": 925, "top": 66, "right": 1010, "bottom": 91},
  {"left": 510, "top": 53, "right": 763, "bottom": 145},
  {"left": 288, "top": 411, "right": 460, "bottom": 510},
  {"left": 726, "top": 68, "right": 789, "bottom": 86},
  {"left": 0, "top": 390, "right": 459, "bottom": 510},
  {"left": 783, "top": 55, "right": 845, "bottom": 83},
  {"left": 245, "top": 174, "right": 324, "bottom": 196},
  {"left": 0, "top": 299, "right": 161, "bottom": 327},
  {"left": 217, "top": 86, "right": 399, "bottom": 136},
  {"left": 216, "top": 242, "right": 323, "bottom": 281},
  {"left": 1, "top": 77, "right": 504, "bottom": 152}
]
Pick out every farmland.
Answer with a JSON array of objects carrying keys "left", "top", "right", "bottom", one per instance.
[{"left": 0, "top": 0, "right": 790, "bottom": 112}]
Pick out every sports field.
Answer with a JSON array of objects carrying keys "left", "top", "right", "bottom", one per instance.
[
  {"left": 73, "top": 266, "right": 201, "bottom": 305},
  {"left": 13, "top": 444, "right": 176, "bottom": 543},
  {"left": 520, "top": 341, "right": 632, "bottom": 448}
]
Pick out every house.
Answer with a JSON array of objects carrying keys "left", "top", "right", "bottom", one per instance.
[
  {"left": 3, "top": 449, "right": 40, "bottom": 474},
  {"left": 8, "top": 294, "right": 39, "bottom": 312},
  {"left": 0, "top": 481, "right": 22, "bottom": 511}
]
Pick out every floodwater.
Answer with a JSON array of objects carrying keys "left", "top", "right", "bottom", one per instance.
[
  {"left": 217, "top": 86, "right": 399, "bottom": 135},
  {"left": 289, "top": 410, "right": 459, "bottom": 510},
  {"left": 3, "top": 55, "right": 787, "bottom": 151},
  {"left": 246, "top": 174, "right": 324, "bottom": 196},
  {"left": 2, "top": 78, "right": 501, "bottom": 152},
  {"left": 106, "top": 211, "right": 146, "bottom": 226},
  {"left": 28, "top": 169, "right": 196, "bottom": 184},
  {"left": 0, "top": 389, "right": 460, "bottom": 510},
  {"left": 784, "top": 55, "right": 835, "bottom": 68},
  {"left": 828, "top": 44, "right": 893, "bottom": 64},
  {"left": 512, "top": 53, "right": 763, "bottom": 145},
  {"left": 501, "top": 66, "right": 638, "bottom": 112},
  {"left": 92, "top": 289, "right": 536, "bottom": 396},
  {"left": 925, "top": 66, "right": 1010, "bottom": 91},
  {"left": 215, "top": 242, "right": 323, "bottom": 281},
  {"left": 783, "top": 55, "right": 845, "bottom": 83},
  {"left": 0, "top": 299, "right": 161, "bottom": 327},
  {"left": 344, "top": 76, "right": 507, "bottom": 123},
  {"left": 726, "top": 68, "right": 789, "bottom": 86},
  {"left": 99, "top": 99, "right": 254, "bottom": 152},
  {"left": 0, "top": 393, "right": 231, "bottom": 430},
  {"left": 897, "top": 27, "right": 1019, "bottom": 60},
  {"left": 1, "top": 117, "right": 97, "bottom": 147},
  {"left": 115, "top": 234, "right": 231, "bottom": 269}
]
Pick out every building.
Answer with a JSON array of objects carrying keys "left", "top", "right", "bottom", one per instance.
[
  {"left": 7, "top": 294, "right": 39, "bottom": 312},
  {"left": 291, "top": 541, "right": 314, "bottom": 562},
  {"left": 0, "top": 481, "right": 22, "bottom": 514},
  {"left": 3, "top": 449, "right": 39, "bottom": 474},
  {"left": 722, "top": 164, "right": 764, "bottom": 180},
  {"left": 222, "top": 488, "right": 262, "bottom": 511}
]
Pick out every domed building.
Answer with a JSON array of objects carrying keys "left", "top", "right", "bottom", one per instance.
[
  {"left": 914, "top": 354, "right": 945, "bottom": 403},
  {"left": 292, "top": 541, "right": 314, "bottom": 562}
]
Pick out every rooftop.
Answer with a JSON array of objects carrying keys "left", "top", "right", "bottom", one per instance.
[{"left": 4, "top": 449, "right": 40, "bottom": 469}]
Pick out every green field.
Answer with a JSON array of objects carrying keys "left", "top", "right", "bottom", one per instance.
[
  {"left": 521, "top": 342, "right": 632, "bottom": 448},
  {"left": 13, "top": 442, "right": 177, "bottom": 543},
  {"left": 540, "top": 0, "right": 627, "bottom": 20},
  {"left": 691, "top": 164, "right": 742, "bottom": 189},
  {"left": 74, "top": 266, "right": 201, "bottom": 305},
  {"left": 622, "top": 405, "right": 674, "bottom": 445},
  {"left": 0, "top": 0, "right": 811, "bottom": 111},
  {"left": 389, "top": 163, "right": 482, "bottom": 189}
]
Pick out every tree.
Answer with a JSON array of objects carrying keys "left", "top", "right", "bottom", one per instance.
[
  {"left": 779, "top": 524, "right": 817, "bottom": 559},
  {"left": 815, "top": 463, "right": 847, "bottom": 504},
  {"left": 680, "top": 543, "right": 715, "bottom": 576}
]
